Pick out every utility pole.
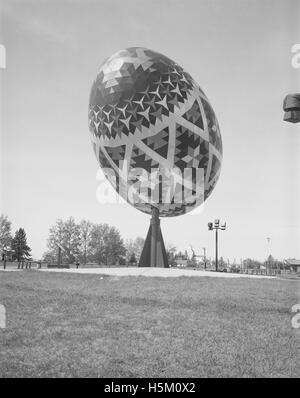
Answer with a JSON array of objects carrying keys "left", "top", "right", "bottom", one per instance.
[
  {"left": 208, "top": 219, "right": 226, "bottom": 272},
  {"left": 215, "top": 228, "right": 218, "bottom": 271},
  {"left": 202, "top": 247, "right": 206, "bottom": 270}
]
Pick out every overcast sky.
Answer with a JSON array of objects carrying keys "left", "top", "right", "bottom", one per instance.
[{"left": 0, "top": 0, "right": 299, "bottom": 261}]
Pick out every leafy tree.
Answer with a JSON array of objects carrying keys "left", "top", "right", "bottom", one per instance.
[
  {"left": 125, "top": 237, "right": 145, "bottom": 262},
  {"left": 176, "top": 251, "right": 185, "bottom": 259},
  {"left": 118, "top": 256, "right": 126, "bottom": 266},
  {"left": 43, "top": 217, "right": 126, "bottom": 266},
  {"left": 89, "top": 224, "right": 126, "bottom": 265},
  {"left": 0, "top": 214, "right": 12, "bottom": 258},
  {"left": 243, "top": 258, "right": 262, "bottom": 270},
  {"left": 11, "top": 228, "right": 31, "bottom": 262},
  {"left": 42, "top": 250, "right": 57, "bottom": 264},
  {"left": 105, "top": 226, "right": 126, "bottom": 265},
  {"left": 89, "top": 223, "right": 109, "bottom": 264},
  {"left": 133, "top": 236, "right": 145, "bottom": 260},
  {"left": 46, "top": 217, "right": 81, "bottom": 264},
  {"left": 79, "top": 219, "right": 93, "bottom": 264},
  {"left": 265, "top": 255, "right": 275, "bottom": 269},
  {"left": 275, "top": 260, "right": 285, "bottom": 270},
  {"left": 184, "top": 250, "right": 189, "bottom": 260},
  {"left": 129, "top": 252, "right": 137, "bottom": 264},
  {"left": 166, "top": 243, "right": 176, "bottom": 266},
  {"left": 218, "top": 256, "right": 227, "bottom": 268},
  {"left": 264, "top": 255, "right": 283, "bottom": 271}
]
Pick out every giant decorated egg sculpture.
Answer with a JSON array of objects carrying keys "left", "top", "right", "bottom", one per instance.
[{"left": 89, "top": 47, "right": 222, "bottom": 217}]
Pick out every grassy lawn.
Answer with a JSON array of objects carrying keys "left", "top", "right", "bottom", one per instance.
[{"left": 0, "top": 270, "right": 299, "bottom": 378}]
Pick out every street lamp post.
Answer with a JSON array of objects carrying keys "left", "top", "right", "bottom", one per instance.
[{"left": 208, "top": 219, "right": 226, "bottom": 272}]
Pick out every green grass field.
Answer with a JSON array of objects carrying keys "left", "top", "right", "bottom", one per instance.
[{"left": 0, "top": 270, "right": 299, "bottom": 378}]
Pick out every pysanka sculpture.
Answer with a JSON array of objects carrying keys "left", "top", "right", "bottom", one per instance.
[{"left": 88, "top": 47, "right": 222, "bottom": 267}]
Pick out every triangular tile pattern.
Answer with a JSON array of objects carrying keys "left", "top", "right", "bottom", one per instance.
[
  {"left": 182, "top": 100, "right": 204, "bottom": 130},
  {"left": 142, "top": 127, "right": 169, "bottom": 159},
  {"left": 105, "top": 145, "right": 126, "bottom": 168},
  {"left": 174, "top": 123, "right": 200, "bottom": 170},
  {"left": 202, "top": 98, "right": 222, "bottom": 154},
  {"left": 130, "top": 144, "right": 159, "bottom": 172},
  {"left": 209, "top": 154, "right": 221, "bottom": 183},
  {"left": 199, "top": 139, "right": 209, "bottom": 180},
  {"left": 98, "top": 147, "right": 111, "bottom": 169}
]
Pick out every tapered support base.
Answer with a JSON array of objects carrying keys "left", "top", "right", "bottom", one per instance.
[{"left": 138, "top": 207, "right": 169, "bottom": 268}]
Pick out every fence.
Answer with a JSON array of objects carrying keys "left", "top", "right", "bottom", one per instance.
[
  {"left": 234, "top": 268, "right": 296, "bottom": 276},
  {"left": 238, "top": 269, "right": 279, "bottom": 276},
  {"left": 1, "top": 260, "right": 296, "bottom": 276},
  {"left": 1, "top": 261, "right": 133, "bottom": 270},
  {"left": 0, "top": 260, "right": 43, "bottom": 270}
]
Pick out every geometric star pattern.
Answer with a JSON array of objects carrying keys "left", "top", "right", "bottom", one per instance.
[{"left": 89, "top": 47, "right": 222, "bottom": 217}]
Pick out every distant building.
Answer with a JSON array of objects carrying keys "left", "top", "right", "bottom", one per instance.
[{"left": 285, "top": 259, "right": 300, "bottom": 273}]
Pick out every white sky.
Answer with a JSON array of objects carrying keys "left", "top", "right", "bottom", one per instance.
[{"left": 0, "top": 0, "right": 299, "bottom": 261}]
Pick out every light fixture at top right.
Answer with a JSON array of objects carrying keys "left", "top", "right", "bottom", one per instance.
[{"left": 283, "top": 93, "right": 300, "bottom": 123}]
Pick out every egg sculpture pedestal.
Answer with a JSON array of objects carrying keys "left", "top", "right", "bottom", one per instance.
[
  {"left": 139, "top": 206, "right": 168, "bottom": 268},
  {"left": 88, "top": 48, "right": 223, "bottom": 268}
]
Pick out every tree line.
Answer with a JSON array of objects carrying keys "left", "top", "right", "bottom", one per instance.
[
  {"left": 1, "top": 213, "right": 289, "bottom": 269},
  {"left": 0, "top": 214, "right": 148, "bottom": 266},
  {"left": 43, "top": 217, "right": 129, "bottom": 265}
]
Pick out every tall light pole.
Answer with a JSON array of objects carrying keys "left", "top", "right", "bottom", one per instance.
[
  {"left": 266, "top": 237, "right": 271, "bottom": 275},
  {"left": 208, "top": 220, "right": 226, "bottom": 272}
]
